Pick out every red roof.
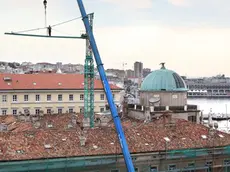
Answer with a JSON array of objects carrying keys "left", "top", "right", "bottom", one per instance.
[
  {"left": 0, "top": 73, "right": 121, "bottom": 90},
  {"left": 0, "top": 114, "right": 230, "bottom": 161}
]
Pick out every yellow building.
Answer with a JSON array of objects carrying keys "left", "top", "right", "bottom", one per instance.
[{"left": 0, "top": 73, "right": 122, "bottom": 115}]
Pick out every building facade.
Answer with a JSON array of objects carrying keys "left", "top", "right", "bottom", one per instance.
[
  {"left": 185, "top": 75, "right": 230, "bottom": 98},
  {"left": 134, "top": 61, "right": 143, "bottom": 78},
  {"left": 0, "top": 73, "right": 121, "bottom": 115}
]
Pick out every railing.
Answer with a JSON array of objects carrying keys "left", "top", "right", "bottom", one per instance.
[{"left": 127, "top": 104, "right": 198, "bottom": 112}]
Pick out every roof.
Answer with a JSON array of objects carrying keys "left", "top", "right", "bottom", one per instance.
[
  {"left": 0, "top": 114, "right": 230, "bottom": 161},
  {"left": 141, "top": 63, "right": 187, "bottom": 92},
  {"left": 0, "top": 73, "right": 121, "bottom": 90}
]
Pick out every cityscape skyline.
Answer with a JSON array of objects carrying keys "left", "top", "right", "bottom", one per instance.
[
  {"left": 1, "top": 0, "right": 230, "bottom": 77},
  {"left": 0, "top": 60, "right": 228, "bottom": 78}
]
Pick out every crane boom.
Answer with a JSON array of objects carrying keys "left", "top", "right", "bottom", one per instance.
[{"left": 76, "top": 0, "right": 135, "bottom": 171}]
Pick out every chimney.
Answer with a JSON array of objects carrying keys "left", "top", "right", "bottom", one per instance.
[
  {"left": 83, "top": 117, "right": 90, "bottom": 128},
  {"left": 79, "top": 136, "right": 86, "bottom": 146},
  {"left": 208, "top": 112, "right": 212, "bottom": 127},
  {"left": 200, "top": 111, "right": 204, "bottom": 124}
]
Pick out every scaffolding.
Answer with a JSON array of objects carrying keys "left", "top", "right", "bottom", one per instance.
[
  {"left": 1, "top": 146, "right": 230, "bottom": 172},
  {"left": 83, "top": 13, "right": 95, "bottom": 128}
]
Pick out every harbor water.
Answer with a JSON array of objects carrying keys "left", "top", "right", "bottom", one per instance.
[{"left": 188, "top": 98, "right": 230, "bottom": 133}]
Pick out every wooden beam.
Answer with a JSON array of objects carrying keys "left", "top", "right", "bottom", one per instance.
[{"left": 4, "top": 32, "right": 86, "bottom": 39}]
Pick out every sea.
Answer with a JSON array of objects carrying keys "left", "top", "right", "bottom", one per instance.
[
  {"left": 188, "top": 98, "right": 230, "bottom": 133},
  {"left": 188, "top": 98, "right": 230, "bottom": 114}
]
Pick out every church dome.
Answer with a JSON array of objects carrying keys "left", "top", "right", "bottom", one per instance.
[{"left": 140, "top": 63, "right": 187, "bottom": 92}]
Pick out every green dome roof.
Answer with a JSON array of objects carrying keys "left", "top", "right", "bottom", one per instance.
[{"left": 140, "top": 63, "right": 187, "bottom": 91}]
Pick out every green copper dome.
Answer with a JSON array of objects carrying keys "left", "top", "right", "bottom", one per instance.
[{"left": 140, "top": 63, "right": 187, "bottom": 91}]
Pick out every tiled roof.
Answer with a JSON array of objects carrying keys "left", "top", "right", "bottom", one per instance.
[
  {"left": 0, "top": 114, "right": 230, "bottom": 161},
  {"left": 0, "top": 73, "right": 121, "bottom": 90}
]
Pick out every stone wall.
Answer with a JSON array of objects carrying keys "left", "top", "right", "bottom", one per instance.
[{"left": 139, "top": 91, "right": 187, "bottom": 106}]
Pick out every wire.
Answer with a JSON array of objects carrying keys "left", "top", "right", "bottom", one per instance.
[
  {"left": 12, "top": 15, "right": 85, "bottom": 34},
  {"left": 51, "top": 16, "right": 82, "bottom": 27},
  {"left": 14, "top": 27, "right": 47, "bottom": 34}
]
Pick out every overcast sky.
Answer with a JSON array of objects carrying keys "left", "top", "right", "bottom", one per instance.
[{"left": 1, "top": 0, "right": 230, "bottom": 77}]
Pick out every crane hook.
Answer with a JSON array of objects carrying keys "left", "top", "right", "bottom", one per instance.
[{"left": 43, "top": 0, "right": 47, "bottom": 9}]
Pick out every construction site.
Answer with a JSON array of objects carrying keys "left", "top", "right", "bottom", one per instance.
[
  {"left": 1, "top": 0, "right": 230, "bottom": 172},
  {"left": 1, "top": 112, "right": 230, "bottom": 172}
]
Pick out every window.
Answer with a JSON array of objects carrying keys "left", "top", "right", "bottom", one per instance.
[
  {"left": 80, "top": 107, "right": 84, "bottom": 113},
  {"left": 58, "top": 94, "right": 62, "bottom": 101},
  {"left": 2, "top": 109, "right": 7, "bottom": 115},
  {"left": 24, "top": 95, "right": 29, "bottom": 101},
  {"left": 173, "top": 73, "right": 185, "bottom": 88},
  {"left": 168, "top": 164, "right": 176, "bottom": 171},
  {"left": 100, "top": 94, "right": 104, "bottom": 100},
  {"left": 12, "top": 95, "right": 17, "bottom": 102},
  {"left": 113, "top": 94, "right": 115, "bottom": 99},
  {"left": 172, "top": 94, "right": 178, "bottom": 99},
  {"left": 206, "top": 161, "right": 212, "bottom": 166},
  {"left": 47, "top": 109, "right": 51, "bottom": 114},
  {"left": 2, "top": 95, "right": 7, "bottom": 102},
  {"left": 150, "top": 166, "right": 158, "bottom": 172},
  {"left": 58, "top": 108, "right": 62, "bottom": 114},
  {"left": 188, "top": 162, "right": 195, "bottom": 168},
  {"left": 12, "top": 109, "right": 17, "bottom": 115},
  {"left": 111, "top": 170, "right": 119, "bottom": 172},
  {"left": 69, "top": 94, "right": 74, "bottom": 101},
  {"left": 69, "top": 108, "right": 73, "bottom": 113},
  {"left": 224, "top": 160, "right": 230, "bottom": 172},
  {"left": 47, "top": 94, "right": 51, "bottom": 101},
  {"left": 100, "top": 107, "right": 104, "bottom": 112},
  {"left": 132, "top": 157, "right": 137, "bottom": 161},
  {"left": 206, "top": 161, "right": 212, "bottom": 172},
  {"left": 224, "top": 160, "right": 230, "bottom": 165},
  {"left": 135, "top": 168, "right": 138, "bottom": 172},
  {"left": 35, "top": 109, "right": 40, "bottom": 115},
  {"left": 35, "top": 95, "right": 40, "bottom": 101},
  {"left": 184, "top": 163, "right": 195, "bottom": 172},
  {"left": 80, "top": 94, "right": 84, "bottom": 100}
]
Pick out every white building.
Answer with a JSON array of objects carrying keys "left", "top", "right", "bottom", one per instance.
[{"left": 0, "top": 73, "right": 122, "bottom": 115}]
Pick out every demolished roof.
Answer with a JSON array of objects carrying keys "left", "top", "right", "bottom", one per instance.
[{"left": 0, "top": 114, "right": 230, "bottom": 161}]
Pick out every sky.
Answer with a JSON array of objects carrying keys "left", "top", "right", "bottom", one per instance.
[{"left": 0, "top": 0, "right": 230, "bottom": 77}]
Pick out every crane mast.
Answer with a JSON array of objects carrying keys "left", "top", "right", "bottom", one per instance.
[
  {"left": 84, "top": 13, "right": 95, "bottom": 128},
  {"left": 76, "top": 0, "right": 135, "bottom": 171}
]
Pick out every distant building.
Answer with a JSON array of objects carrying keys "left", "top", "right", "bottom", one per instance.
[
  {"left": 134, "top": 61, "right": 143, "bottom": 78},
  {"left": 143, "top": 68, "right": 151, "bottom": 78},
  {"left": 0, "top": 73, "right": 122, "bottom": 115},
  {"left": 126, "top": 69, "right": 134, "bottom": 78},
  {"left": 185, "top": 75, "right": 230, "bottom": 98},
  {"left": 33, "top": 62, "right": 55, "bottom": 71},
  {"left": 56, "top": 62, "right": 62, "bottom": 69}
]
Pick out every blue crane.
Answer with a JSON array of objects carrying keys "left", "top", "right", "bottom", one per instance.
[{"left": 76, "top": 0, "right": 135, "bottom": 171}]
